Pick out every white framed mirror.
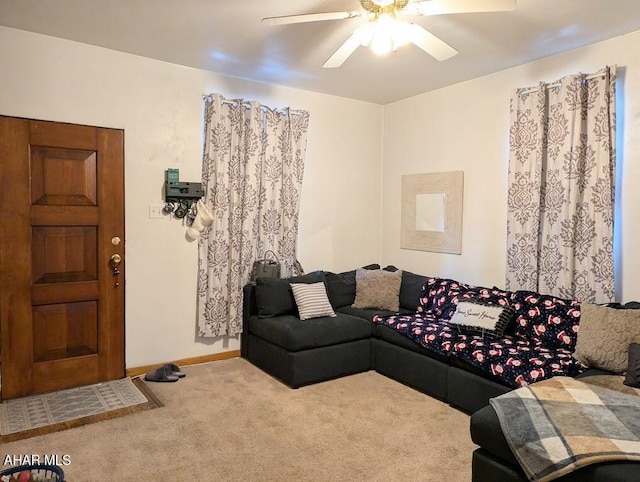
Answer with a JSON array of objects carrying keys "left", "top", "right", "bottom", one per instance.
[
  {"left": 415, "top": 192, "right": 446, "bottom": 232},
  {"left": 401, "top": 171, "right": 464, "bottom": 254}
]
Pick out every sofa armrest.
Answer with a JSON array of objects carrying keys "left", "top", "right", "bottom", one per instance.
[
  {"left": 470, "top": 405, "right": 518, "bottom": 467},
  {"left": 242, "top": 282, "right": 258, "bottom": 357}
]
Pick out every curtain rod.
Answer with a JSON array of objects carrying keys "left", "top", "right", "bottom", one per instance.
[
  {"left": 202, "top": 95, "right": 307, "bottom": 116},
  {"left": 518, "top": 72, "right": 607, "bottom": 95}
]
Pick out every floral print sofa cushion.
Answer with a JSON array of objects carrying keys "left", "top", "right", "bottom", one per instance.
[
  {"left": 374, "top": 312, "right": 457, "bottom": 357},
  {"left": 510, "top": 290, "right": 581, "bottom": 350},
  {"left": 374, "top": 312, "right": 586, "bottom": 388},
  {"left": 373, "top": 276, "right": 585, "bottom": 388},
  {"left": 452, "top": 334, "right": 585, "bottom": 388}
]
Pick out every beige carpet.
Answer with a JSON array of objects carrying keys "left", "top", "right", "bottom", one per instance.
[{"left": 0, "top": 359, "right": 477, "bottom": 481}]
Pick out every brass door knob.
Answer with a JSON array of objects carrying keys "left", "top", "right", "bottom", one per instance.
[{"left": 110, "top": 254, "right": 122, "bottom": 266}]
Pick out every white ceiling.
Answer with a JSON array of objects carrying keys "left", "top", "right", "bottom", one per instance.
[{"left": 2, "top": 0, "right": 640, "bottom": 104}]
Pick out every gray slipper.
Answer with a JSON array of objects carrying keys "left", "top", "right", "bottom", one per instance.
[
  {"left": 165, "top": 363, "right": 186, "bottom": 378},
  {"left": 144, "top": 365, "right": 178, "bottom": 382}
]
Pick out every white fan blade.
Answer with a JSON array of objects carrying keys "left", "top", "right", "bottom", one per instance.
[
  {"left": 262, "top": 11, "right": 361, "bottom": 26},
  {"left": 406, "top": 0, "right": 516, "bottom": 16},
  {"left": 323, "top": 34, "right": 361, "bottom": 68},
  {"left": 406, "top": 23, "right": 458, "bottom": 60}
]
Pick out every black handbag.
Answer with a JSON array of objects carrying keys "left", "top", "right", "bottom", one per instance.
[{"left": 250, "top": 250, "right": 281, "bottom": 281}]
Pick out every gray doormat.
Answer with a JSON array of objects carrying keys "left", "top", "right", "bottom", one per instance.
[{"left": 0, "top": 378, "right": 159, "bottom": 440}]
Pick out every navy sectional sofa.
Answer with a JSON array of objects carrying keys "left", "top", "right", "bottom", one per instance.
[
  {"left": 241, "top": 266, "right": 637, "bottom": 482},
  {"left": 242, "top": 266, "right": 514, "bottom": 413}
]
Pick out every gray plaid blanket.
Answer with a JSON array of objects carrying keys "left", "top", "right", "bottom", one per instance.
[{"left": 490, "top": 376, "right": 640, "bottom": 481}]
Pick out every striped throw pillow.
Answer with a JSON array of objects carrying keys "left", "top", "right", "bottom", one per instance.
[{"left": 290, "top": 282, "right": 337, "bottom": 320}]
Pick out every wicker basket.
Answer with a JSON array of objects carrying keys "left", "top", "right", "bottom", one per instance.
[{"left": 0, "top": 464, "right": 64, "bottom": 482}]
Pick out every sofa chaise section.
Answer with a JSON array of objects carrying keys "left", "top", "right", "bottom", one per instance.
[
  {"left": 470, "top": 302, "right": 640, "bottom": 482},
  {"left": 471, "top": 369, "right": 640, "bottom": 482},
  {"left": 470, "top": 398, "right": 638, "bottom": 482}
]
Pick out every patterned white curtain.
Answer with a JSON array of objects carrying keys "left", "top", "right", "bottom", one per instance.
[
  {"left": 506, "top": 66, "right": 616, "bottom": 303},
  {"left": 197, "top": 94, "right": 310, "bottom": 337}
]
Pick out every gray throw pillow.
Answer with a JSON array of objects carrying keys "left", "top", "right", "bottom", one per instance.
[
  {"left": 352, "top": 268, "right": 402, "bottom": 312},
  {"left": 574, "top": 304, "right": 640, "bottom": 374}
]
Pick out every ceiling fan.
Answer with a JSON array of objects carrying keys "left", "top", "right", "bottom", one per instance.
[{"left": 262, "top": 0, "right": 516, "bottom": 68}]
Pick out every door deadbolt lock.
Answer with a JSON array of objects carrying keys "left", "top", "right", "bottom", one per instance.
[{"left": 110, "top": 253, "right": 122, "bottom": 279}]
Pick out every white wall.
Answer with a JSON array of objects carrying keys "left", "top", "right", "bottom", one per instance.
[
  {"left": 0, "top": 27, "right": 383, "bottom": 368},
  {"left": 382, "top": 30, "right": 640, "bottom": 301}
]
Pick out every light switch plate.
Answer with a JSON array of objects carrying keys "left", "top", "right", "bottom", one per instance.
[{"left": 149, "top": 204, "right": 165, "bottom": 219}]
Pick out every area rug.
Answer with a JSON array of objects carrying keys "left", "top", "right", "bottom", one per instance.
[{"left": 0, "top": 378, "right": 161, "bottom": 442}]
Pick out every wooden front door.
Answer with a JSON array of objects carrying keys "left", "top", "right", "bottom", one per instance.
[{"left": 0, "top": 116, "right": 125, "bottom": 400}]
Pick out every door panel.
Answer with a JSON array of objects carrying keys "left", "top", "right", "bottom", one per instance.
[
  {"left": 33, "top": 301, "right": 98, "bottom": 362},
  {"left": 30, "top": 147, "right": 97, "bottom": 206},
  {"left": 0, "top": 116, "right": 125, "bottom": 400},
  {"left": 32, "top": 282, "right": 100, "bottom": 306},
  {"left": 32, "top": 226, "right": 98, "bottom": 283}
]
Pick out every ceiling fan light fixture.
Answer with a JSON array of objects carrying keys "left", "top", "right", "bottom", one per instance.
[
  {"left": 376, "top": 12, "right": 395, "bottom": 30},
  {"left": 391, "top": 24, "right": 410, "bottom": 48},
  {"left": 371, "top": 0, "right": 395, "bottom": 7},
  {"left": 371, "top": 32, "right": 394, "bottom": 55},
  {"left": 368, "top": 13, "right": 410, "bottom": 55}
]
